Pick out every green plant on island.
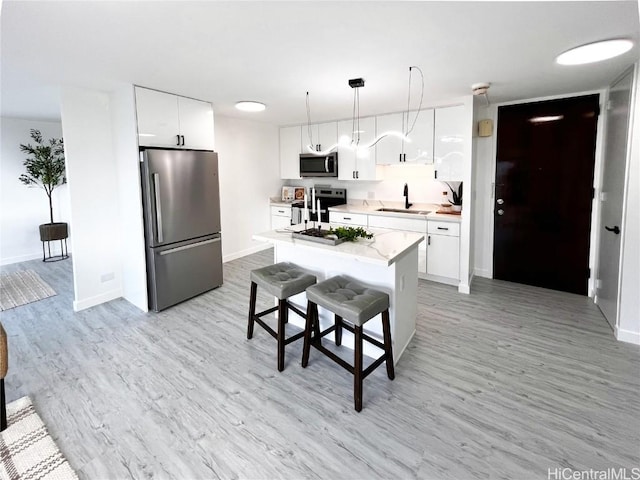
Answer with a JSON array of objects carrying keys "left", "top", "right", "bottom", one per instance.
[
  {"left": 19, "top": 129, "right": 66, "bottom": 224},
  {"left": 328, "top": 226, "right": 373, "bottom": 242}
]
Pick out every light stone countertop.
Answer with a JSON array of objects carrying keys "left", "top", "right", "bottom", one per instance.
[
  {"left": 253, "top": 222, "right": 424, "bottom": 267},
  {"left": 328, "top": 201, "right": 462, "bottom": 223},
  {"left": 269, "top": 197, "right": 303, "bottom": 207}
]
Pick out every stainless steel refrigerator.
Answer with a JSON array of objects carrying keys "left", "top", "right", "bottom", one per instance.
[{"left": 140, "top": 148, "right": 223, "bottom": 312}]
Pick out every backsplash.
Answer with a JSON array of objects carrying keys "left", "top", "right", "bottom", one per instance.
[{"left": 282, "top": 165, "right": 455, "bottom": 204}]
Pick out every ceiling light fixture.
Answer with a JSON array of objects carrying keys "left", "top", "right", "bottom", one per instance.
[
  {"left": 305, "top": 68, "right": 424, "bottom": 156},
  {"left": 556, "top": 39, "right": 633, "bottom": 65},
  {"left": 235, "top": 101, "right": 266, "bottom": 112}
]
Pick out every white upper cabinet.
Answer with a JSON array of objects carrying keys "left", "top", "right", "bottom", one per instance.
[
  {"left": 135, "top": 87, "right": 214, "bottom": 150},
  {"left": 280, "top": 125, "right": 302, "bottom": 179},
  {"left": 303, "top": 122, "right": 338, "bottom": 153},
  {"left": 136, "top": 88, "right": 180, "bottom": 148},
  {"left": 405, "top": 109, "right": 434, "bottom": 164},
  {"left": 434, "top": 105, "right": 465, "bottom": 181},
  {"left": 177, "top": 96, "right": 215, "bottom": 150},
  {"left": 375, "top": 113, "right": 404, "bottom": 165},
  {"left": 337, "top": 117, "right": 379, "bottom": 181},
  {"left": 376, "top": 110, "right": 434, "bottom": 165}
]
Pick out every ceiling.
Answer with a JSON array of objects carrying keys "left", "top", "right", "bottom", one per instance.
[{"left": 1, "top": 1, "right": 639, "bottom": 126}]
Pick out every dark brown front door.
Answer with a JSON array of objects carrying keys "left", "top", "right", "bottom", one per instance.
[{"left": 493, "top": 95, "right": 599, "bottom": 295}]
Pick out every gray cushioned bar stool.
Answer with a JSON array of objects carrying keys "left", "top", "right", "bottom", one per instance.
[
  {"left": 302, "top": 275, "right": 394, "bottom": 411},
  {"left": 248, "top": 262, "right": 317, "bottom": 371}
]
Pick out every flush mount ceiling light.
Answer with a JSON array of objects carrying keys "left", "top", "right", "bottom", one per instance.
[
  {"left": 235, "top": 101, "right": 266, "bottom": 112},
  {"left": 556, "top": 39, "right": 633, "bottom": 65}
]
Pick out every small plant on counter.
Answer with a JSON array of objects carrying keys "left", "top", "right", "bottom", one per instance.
[
  {"left": 445, "top": 182, "right": 463, "bottom": 206},
  {"left": 328, "top": 226, "right": 373, "bottom": 242}
]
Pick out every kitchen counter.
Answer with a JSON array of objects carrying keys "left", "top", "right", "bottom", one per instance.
[
  {"left": 254, "top": 222, "right": 423, "bottom": 267},
  {"left": 328, "top": 201, "right": 462, "bottom": 222},
  {"left": 253, "top": 223, "right": 422, "bottom": 364},
  {"left": 269, "top": 196, "right": 303, "bottom": 207}
]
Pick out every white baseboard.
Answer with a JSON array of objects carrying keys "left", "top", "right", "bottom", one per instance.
[
  {"left": 458, "top": 283, "right": 470, "bottom": 294},
  {"left": 73, "top": 288, "right": 123, "bottom": 312},
  {"left": 615, "top": 327, "right": 640, "bottom": 345},
  {"left": 223, "top": 243, "right": 271, "bottom": 263},
  {"left": 1, "top": 252, "right": 43, "bottom": 266},
  {"left": 473, "top": 268, "right": 492, "bottom": 279}
]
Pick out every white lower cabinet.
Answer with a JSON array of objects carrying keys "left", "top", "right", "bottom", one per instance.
[
  {"left": 368, "top": 215, "right": 427, "bottom": 274},
  {"left": 328, "top": 212, "right": 368, "bottom": 226},
  {"left": 426, "top": 220, "right": 460, "bottom": 281},
  {"left": 271, "top": 206, "right": 292, "bottom": 230}
]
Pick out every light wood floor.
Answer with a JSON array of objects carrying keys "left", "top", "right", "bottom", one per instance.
[{"left": 0, "top": 250, "right": 638, "bottom": 479}]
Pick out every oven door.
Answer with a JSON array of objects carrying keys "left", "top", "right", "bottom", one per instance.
[{"left": 300, "top": 153, "right": 337, "bottom": 177}]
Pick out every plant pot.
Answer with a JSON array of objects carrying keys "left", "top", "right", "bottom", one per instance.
[
  {"left": 451, "top": 205, "right": 462, "bottom": 212},
  {"left": 39, "top": 222, "right": 68, "bottom": 241}
]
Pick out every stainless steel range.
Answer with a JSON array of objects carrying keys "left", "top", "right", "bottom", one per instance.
[{"left": 309, "top": 187, "right": 347, "bottom": 223}]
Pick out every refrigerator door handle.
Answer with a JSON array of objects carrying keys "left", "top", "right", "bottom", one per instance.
[
  {"left": 159, "top": 237, "right": 221, "bottom": 256},
  {"left": 153, "top": 173, "right": 164, "bottom": 243}
]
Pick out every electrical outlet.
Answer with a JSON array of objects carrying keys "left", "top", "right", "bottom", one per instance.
[{"left": 101, "top": 272, "right": 115, "bottom": 283}]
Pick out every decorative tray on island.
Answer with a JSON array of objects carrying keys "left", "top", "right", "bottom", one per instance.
[{"left": 292, "top": 227, "right": 346, "bottom": 246}]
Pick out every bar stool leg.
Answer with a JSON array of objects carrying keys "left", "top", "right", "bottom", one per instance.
[
  {"left": 302, "top": 301, "right": 315, "bottom": 368},
  {"left": 0, "top": 378, "right": 6, "bottom": 431},
  {"left": 382, "top": 309, "right": 395, "bottom": 380},
  {"left": 277, "top": 299, "right": 288, "bottom": 372},
  {"left": 335, "top": 315, "right": 343, "bottom": 346},
  {"left": 247, "top": 282, "right": 257, "bottom": 340},
  {"left": 354, "top": 325, "right": 363, "bottom": 412}
]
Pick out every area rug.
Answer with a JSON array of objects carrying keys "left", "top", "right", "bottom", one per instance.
[
  {"left": 0, "top": 396, "right": 77, "bottom": 480},
  {"left": 0, "top": 271, "right": 56, "bottom": 312}
]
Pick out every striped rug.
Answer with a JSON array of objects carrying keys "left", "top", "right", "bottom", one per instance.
[
  {"left": 0, "top": 397, "right": 77, "bottom": 480},
  {"left": 0, "top": 271, "right": 56, "bottom": 312}
]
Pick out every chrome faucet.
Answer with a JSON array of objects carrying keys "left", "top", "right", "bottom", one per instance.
[{"left": 403, "top": 183, "right": 412, "bottom": 209}]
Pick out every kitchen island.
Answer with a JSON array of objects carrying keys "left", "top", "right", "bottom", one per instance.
[{"left": 253, "top": 223, "right": 424, "bottom": 364}]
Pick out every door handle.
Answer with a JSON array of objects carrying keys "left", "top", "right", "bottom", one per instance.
[
  {"left": 159, "top": 237, "right": 221, "bottom": 256},
  {"left": 605, "top": 225, "right": 621, "bottom": 234},
  {"left": 152, "top": 173, "right": 163, "bottom": 243}
]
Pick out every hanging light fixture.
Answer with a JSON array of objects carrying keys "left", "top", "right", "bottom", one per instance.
[{"left": 305, "top": 67, "right": 424, "bottom": 156}]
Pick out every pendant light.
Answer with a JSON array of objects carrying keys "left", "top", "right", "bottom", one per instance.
[{"left": 305, "top": 67, "right": 425, "bottom": 156}]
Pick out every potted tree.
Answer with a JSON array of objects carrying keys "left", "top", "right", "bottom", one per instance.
[{"left": 18, "top": 129, "right": 69, "bottom": 255}]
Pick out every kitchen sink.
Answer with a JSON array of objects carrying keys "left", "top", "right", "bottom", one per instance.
[{"left": 376, "top": 208, "right": 431, "bottom": 215}]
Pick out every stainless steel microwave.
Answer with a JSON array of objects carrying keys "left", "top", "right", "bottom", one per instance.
[{"left": 299, "top": 152, "right": 338, "bottom": 177}]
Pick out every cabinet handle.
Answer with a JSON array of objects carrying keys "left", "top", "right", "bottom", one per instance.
[
  {"left": 353, "top": 171, "right": 355, "bottom": 179},
  {"left": 434, "top": 170, "right": 438, "bottom": 179},
  {"left": 428, "top": 235, "right": 431, "bottom": 246},
  {"left": 181, "top": 135, "right": 185, "bottom": 146},
  {"left": 399, "top": 153, "right": 402, "bottom": 162},
  {"left": 278, "top": 210, "right": 285, "bottom": 214},
  {"left": 356, "top": 171, "right": 359, "bottom": 179},
  {"left": 176, "top": 135, "right": 181, "bottom": 146},
  {"left": 437, "top": 227, "right": 449, "bottom": 231},
  {"left": 344, "top": 217, "right": 351, "bottom": 220}
]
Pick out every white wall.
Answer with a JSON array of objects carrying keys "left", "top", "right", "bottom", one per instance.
[
  {"left": 215, "top": 115, "right": 281, "bottom": 262},
  {"left": 111, "top": 85, "right": 148, "bottom": 312},
  {"left": 60, "top": 87, "right": 123, "bottom": 311},
  {"left": 617, "top": 62, "right": 640, "bottom": 344},
  {"left": 0, "top": 117, "right": 71, "bottom": 265}
]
